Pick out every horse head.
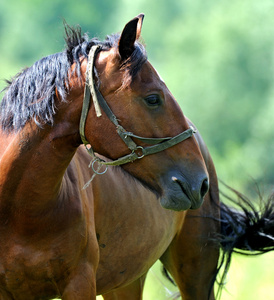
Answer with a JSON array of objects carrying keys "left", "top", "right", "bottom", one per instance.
[{"left": 80, "top": 14, "right": 209, "bottom": 211}]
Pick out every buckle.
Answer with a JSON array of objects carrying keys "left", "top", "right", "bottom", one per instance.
[
  {"left": 132, "top": 146, "right": 145, "bottom": 159},
  {"left": 91, "top": 158, "right": 108, "bottom": 175}
]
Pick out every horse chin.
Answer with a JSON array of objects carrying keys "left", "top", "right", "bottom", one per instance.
[
  {"left": 160, "top": 190, "right": 204, "bottom": 211},
  {"left": 160, "top": 195, "right": 192, "bottom": 211}
]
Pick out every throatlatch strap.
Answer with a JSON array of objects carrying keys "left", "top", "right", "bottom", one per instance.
[{"left": 93, "top": 86, "right": 139, "bottom": 151}]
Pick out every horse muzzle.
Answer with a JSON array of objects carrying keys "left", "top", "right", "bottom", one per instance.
[{"left": 160, "top": 170, "right": 209, "bottom": 211}]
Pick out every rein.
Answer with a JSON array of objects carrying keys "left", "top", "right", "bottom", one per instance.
[{"left": 80, "top": 45, "right": 196, "bottom": 174}]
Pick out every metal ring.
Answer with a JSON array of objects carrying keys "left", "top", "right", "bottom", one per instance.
[
  {"left": 189, "top": 125, "right": 197, "bottom": 133},
  {"left": 133, "top": 146, "right": 145, "bottom": 159},
  {"left": 91, "top": 160, "right": 108, "bottom": 175}
]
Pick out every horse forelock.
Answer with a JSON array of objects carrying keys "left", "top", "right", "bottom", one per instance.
[
  {"left": 119, "top": 41, "right": 147, "bottom": 89},
  {"left": 0, "top": 24, "right": 147, "bottom": 133}
]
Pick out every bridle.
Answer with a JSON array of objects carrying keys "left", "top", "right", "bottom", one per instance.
[{"left": 80, "top": 45, "right": 196, "bottom": 174}]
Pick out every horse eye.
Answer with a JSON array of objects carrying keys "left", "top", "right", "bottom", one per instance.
[{"left": 144, "top": 94, "right": 161, "bottom": 106}]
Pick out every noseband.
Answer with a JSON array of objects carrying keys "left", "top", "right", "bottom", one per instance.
[{"left": 80, "top": 45, "right": 196, "bottom": 172}]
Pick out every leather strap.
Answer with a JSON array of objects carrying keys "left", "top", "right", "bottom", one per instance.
[
  {"left": 80, "top": 45, "right": 196, "bottom": 168},
  {"left": 80, "top": 45, "right": 102, "bottom": 146}
]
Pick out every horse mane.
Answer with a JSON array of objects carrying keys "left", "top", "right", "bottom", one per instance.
[{"left": 0, "top": 24, "right": 147, "bottom": 133}]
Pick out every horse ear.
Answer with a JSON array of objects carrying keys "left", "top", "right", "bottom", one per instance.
[{"left": 118, "top": 13, "right": 144, "bottom": 60}]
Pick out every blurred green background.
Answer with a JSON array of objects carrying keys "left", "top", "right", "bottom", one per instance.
[{"left": 0, "top": 0, "right": 273, "bottom": 299}]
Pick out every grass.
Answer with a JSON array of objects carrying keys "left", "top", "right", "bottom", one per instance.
[
  {"left": 217, "top": 251, "right": 274, "bottom": 300},
  {"left": 96, "top": 251, "right": 274, "bottom": 299}
]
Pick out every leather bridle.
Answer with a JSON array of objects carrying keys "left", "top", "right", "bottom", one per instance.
[{"left": 80, "top": 45, "right": 196, "bottom": 174}]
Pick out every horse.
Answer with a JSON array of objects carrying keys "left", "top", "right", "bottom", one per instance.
[{"left": 0, "top": 14, "right": 273, "bottom": 300}]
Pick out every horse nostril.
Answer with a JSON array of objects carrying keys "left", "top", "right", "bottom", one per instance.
[
  {"left": 172, "top": 176, "right": 188, "bottom": 195},
  {"left": 171, "top": 174, "right": 209, "bottom": 204},
  {"left": 200, "top": 178, "right": 209, "bottom": 198}
]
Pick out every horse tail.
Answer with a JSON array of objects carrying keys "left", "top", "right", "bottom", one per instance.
[
  {"left": 220, "top": 186, "right": 274, "bottom": 252},
  {"left": 217, "top": 185, "right": 274, "bottom": 290},
  {"left": 220, "top": 197, "right": 274, "bottom": 252}
]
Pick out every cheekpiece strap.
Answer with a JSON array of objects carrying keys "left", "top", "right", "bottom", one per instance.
[{"left": 80, "top": 45, "right": 101, "bottom": 146}]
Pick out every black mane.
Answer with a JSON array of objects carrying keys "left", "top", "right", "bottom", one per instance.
[{"left": 0, "top": 24, "right": 147, "bottom": 132}]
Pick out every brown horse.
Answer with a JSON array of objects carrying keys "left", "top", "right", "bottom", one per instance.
[
  {"left": 0, "top": 14, "right": 273, "bottom": 300},
  {"left": 0, "top": 14, "right": 215, "bottom": 299}
]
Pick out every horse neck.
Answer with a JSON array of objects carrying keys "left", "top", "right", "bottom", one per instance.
[{"left": 0, "top": 104, "right": 81, "bottom": 220}]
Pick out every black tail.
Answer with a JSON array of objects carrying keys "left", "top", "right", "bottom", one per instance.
[
  {"left": 217, "top": 185, "right": 274, "bottom": 293},
  {"left": 220, "top": 186, "right": 274, "bottom": 252}
]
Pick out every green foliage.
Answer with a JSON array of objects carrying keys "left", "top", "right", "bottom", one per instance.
[
  {"left": 0, "top": 1, "right": 273, "bottom": 298},
  {"left": 1, "top": 0, "right": 273, "bottom": 192}
]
